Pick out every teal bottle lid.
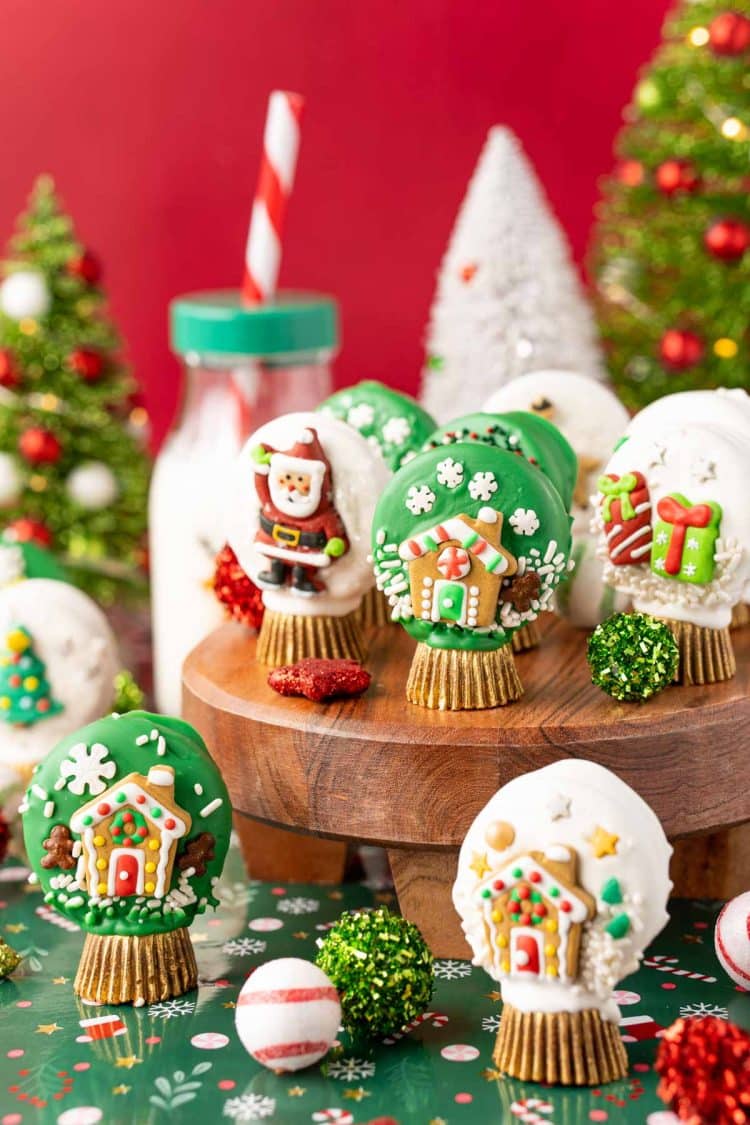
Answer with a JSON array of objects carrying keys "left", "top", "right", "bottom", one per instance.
[{"left": 170, "top": 290, "right": 339, "bottom": 358}]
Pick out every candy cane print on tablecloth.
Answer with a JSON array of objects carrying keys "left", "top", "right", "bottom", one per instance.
[
  {"left": 311, "top": 1111, "right": 354, "bottom": 1124},
  {"left": 643, "top": 953, "right": 717, "bottom": 983},
  {"left": 509, "top": 1097, "right": 554, "bottom": 1123},
  {"left": 381, "top": 1010, "right": 448, "bottom": 1045}
]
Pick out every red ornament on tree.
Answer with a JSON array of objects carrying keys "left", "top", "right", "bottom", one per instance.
[
  {"left": 704, "top": 216, "right": 750, "bottom": 261},
  {"left": 615, "top": 160, "right": 645, "bottom": 187},
  {"left": 709, "top": 11, "right": 750, "bottom": 57},
  {"left": 655, "top": 159, "right": 700, "bottom": 196},
  {"left": 18, "top": 427, "right": 62, "bottom": 465},
  {"left": 5, "top": 517, "right": 53, "bottom": 548},
  {"left": 213, "top": 544, "right": 264, "bottom": 630},
  {"left": 659, "top": 328, "right": 704, "bottom": 371},
  {"left": 656, "top": 1016, "right": 750, "bottom": 1124},
  {"left": 66, "top": 250, "right": 101, "bottom": 285},
  {"left": 0, "top": 348, "right": 19, "bottom": 389},
  {"left": 68, "top": 347, "right": 104, "bottom": 382}
]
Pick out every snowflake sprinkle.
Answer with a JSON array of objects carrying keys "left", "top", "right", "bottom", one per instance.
[
  {"left": 468, "top": 471, "right": 498, "bottom": 502},
  {"left": 436, "top": 457, "right": 464, "bottom": 489},
  {"left": 382, "top": 417, "right": 411, "bottom": 446},
  {"left": 405, "top": 484, "right": 436, "bottom": 515},
  {"left": 509, "top": 507, "right": 540, "bottom": 536},
  {"left": 59, "top": 742, "right": 117, "bottom": 797}
]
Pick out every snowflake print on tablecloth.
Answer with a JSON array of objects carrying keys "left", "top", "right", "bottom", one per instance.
[
  {"left": 482, "top": 1014, "right": 501, "bottom": 1033},
  {"left": 222, "top": 1093, "right": 276, "bottom": 1121},
  {"left": 215, "top": 879, "right": 260, "bottom": 907},
  {"left": 382, "top": 417, "right": 412, "bottom": 446},
  {"left": 276, "top": 896, "right": 320, "bottom": 915},
  {"left": 433, "top": 959, "right": 472, "bottom": 980},
  {"left": 436, "top": 457, "right": 464, "bottom": 490},
  {"left": 325, "top": 1056, "right": 376, "bottom": 1082},
  {"left": 509, "top": 507, "right": 540, "bottom": 537},
  {"left": 679, "top": 1002, "right": 728, "bottom": 1020},
  {"left": 467, "top": 471, "right": 497, "bottom": 502},
  {"left": 148, "top": 997, "right": 196, "bottom": 1020},
  {"left": 222, "top": 937, "right": 268, "bottom": 957},
  {"left": 347, "top": 403, "right": 375, "bottom": 429},
  {"left": 405, "top": 484, "right": 436, "bottom": 515},
  {"left": 59, "top": 741, "right": 116, "bottom": 796}
]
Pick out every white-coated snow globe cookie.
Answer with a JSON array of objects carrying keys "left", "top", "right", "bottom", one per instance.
[
  {"left": 452, "top": 759, "right": 671, "bottom": 1086},
  {"left": 595, "top": 422, "right": 750, "bottom": 684},
  {"left": 228, "top": 412, "right": 389, "bottom": 666},
  {"left": 0, "top": 579, "right": 120, "bottom": 780},
  {"left": 484, "top": 370, "right": 631, "bottom": 628}
]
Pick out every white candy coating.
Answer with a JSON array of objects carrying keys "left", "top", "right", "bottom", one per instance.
[
  {"left": 0, "top": 579, "right": 120, "bottom": 773},
  {"left": 714, "top": 891, "right": 750, "bottom": 989},
  {"left": 596, "top": 423, "right": 750, "bottom": 628},
  {"left": 235, "top": 957, "right": 341, "bottom": 1071},
  {"left": 452, "top": 760, "right": 672, "bottom": 1023},
  {"left": 626, "top": 388, "right": 750, "bottom": 444},
  {"left": 228, "top": 412, "right": 389, "bottom": 617}
]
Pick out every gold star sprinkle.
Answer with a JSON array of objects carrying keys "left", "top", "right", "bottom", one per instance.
[
  {"left": 292, "top": 931, "right": 309, "bottom": 940},
  {"left": 429, "top": 1119, "right": 448, "bottom": 1125},
  {"left": 36, "top": 1023, "right": 63, "bottom": 1035},
  {"left": 469, "top": 851, "right": 491, "bottom": 879},
  {"left": 115, "top": 1055, "right": 142, "bottom": 1069},
  {"left": 481, "top": 1067, "right": 504, "bottom": 1082},
  {"left": 52, "top": 976, "right": 70, "bottom": 985},
  {"left": 222, "top": 1001, "right": 236, "bottom": 1009},
  {"left": 343, "top": 1087, "right": 371, "bottom": 1102},
  {"left": 5, "top": 923, "right": 27, "bottom": 934},
  {"left": 112, "top": 1085, "right": 131, "bottom": 1095},
  {"left": 484, "top": 990, "right": 501, "bottom": 1002},
  {"left": 288, "top": 1086, "right": 306, "bottom": 1097},
  {"left": 590, "top": 826, "right": 619, "bottom": 858}
]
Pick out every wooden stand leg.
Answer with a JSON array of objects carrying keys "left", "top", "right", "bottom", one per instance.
[
  {"left": 233, "top": 815, "right": 348, "bottom": 884},
  {"left": 671, "top": 824, "right": 750, "bottom": 899},
  {"left": 388, "top": 846, "right": 466, "bottom": 958}
]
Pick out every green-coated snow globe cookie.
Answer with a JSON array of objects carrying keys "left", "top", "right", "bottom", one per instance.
[
  {"left": 22, "top": 710, "right": 231, "bottom": 1006},
  {"left": 372, "top": 444, "right": 572, "bottom": 709}
]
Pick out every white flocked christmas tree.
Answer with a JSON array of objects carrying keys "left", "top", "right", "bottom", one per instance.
[{"left": 420, "top": 127, "right": 605, "bottom": 422}]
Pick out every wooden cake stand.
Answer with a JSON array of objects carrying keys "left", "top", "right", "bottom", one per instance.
[{"left": 182, "top": 617, "right": 750, "bottom": 957}]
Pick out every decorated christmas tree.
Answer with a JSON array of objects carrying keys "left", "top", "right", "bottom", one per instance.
[
  {"left": 0, "top": 176, "right": 150, "bottom": 603},
  {"left": 420, "top": 127, "right": 605, "bottom": 422},
  {"left": 591, "top": 2, "right": 750, "bottom": 409},
  {"left": 0, "top": 625, "right": 62, "bottom": 726}
]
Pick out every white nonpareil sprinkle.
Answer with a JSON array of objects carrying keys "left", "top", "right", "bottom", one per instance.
[{"left": 200, "top": 798, "right": 223, "bottom": 818}]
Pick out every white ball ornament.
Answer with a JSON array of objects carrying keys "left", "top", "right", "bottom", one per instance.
[
  {"left": 714, "top": 891, "right": 750, "bottom": 989},
  {"left": 235, "top": 958, "right": 341, "bottom": 1071},
  {"left": 66, "top": 462, "right": 119, "bottom": 510},
  {"left": 0, "top": 270, "right": 51, "bottom": 320},
  {"left": 0, "top": 453, "right": 23, "bottom": 507}
]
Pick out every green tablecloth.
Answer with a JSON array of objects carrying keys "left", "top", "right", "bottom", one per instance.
[{"left": 1, "top": 844, "right": 748, "bottom": 1125}]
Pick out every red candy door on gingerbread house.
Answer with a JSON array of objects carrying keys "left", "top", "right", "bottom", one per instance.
[
  {"left": 109, "top": 850, "right": 143, "bottom": 897},
  {"left": 510, "top": 929, "right": 543, "bottom": 977}
]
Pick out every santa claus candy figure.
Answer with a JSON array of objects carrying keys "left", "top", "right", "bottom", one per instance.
[{"left": 229, "top": 412, "right": 389, "bottom": 665}]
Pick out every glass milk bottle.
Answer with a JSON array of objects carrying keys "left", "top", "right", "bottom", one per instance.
[{"left": 150, "top": 290, "right": 338, "bottom": 714}]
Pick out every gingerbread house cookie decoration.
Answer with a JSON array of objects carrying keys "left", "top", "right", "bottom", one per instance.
[
  {"left": 22, "top": 711, "right": 231, "bottom": 1007},
  {"left": 70, "top": 765, "right": 190, "bottom": 900},
  {"left": 453, "top": 760, "right": 672, "bottom": 1086}
]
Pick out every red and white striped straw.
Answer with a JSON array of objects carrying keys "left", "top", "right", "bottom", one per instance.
[{"left": 242, "top": 89, "right": 305, "bottom": 304}]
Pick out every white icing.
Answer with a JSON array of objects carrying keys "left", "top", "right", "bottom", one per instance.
[
  {"left": 453, "top": 760, "right": 672, "bottom": 1018},
  {"left": 595, "top": 423, "right": 750, "bottom": 628},
  {"left": 0, "top": 579, "right": 119, "bottom": 775},
  {"left": 227, "top": 412, "right": 389, "bottom": 615}
]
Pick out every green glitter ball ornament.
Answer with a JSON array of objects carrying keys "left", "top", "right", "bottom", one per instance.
[
  {"left": 0, "top": 938, "right": 21, "bottom": 979},
  {"left": 315, "top": 906, "right": 434, "bottom": 1039},
  {"left": 587, "top": 612, "right": 678, "bottom": 702}
]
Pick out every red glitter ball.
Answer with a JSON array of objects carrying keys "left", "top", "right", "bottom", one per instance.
[
  {"left": 268, "top": 658, "right": 372, "bottom": 703},
  {"left": 656, "top": 1016, "right": 750, "bottom": 1124},
  {"left": 213, "top": 544, "right": 264, "bottom": 630}
]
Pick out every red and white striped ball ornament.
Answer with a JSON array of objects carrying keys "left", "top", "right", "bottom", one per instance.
[
  {"left": 714, "top": 891, "right": 750, "bottom": 989},
  {"left": 235, "top": 957, "right": 341, "bottom": 1071}
]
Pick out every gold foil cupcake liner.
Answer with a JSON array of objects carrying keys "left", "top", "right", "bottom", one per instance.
[
  {"left": 493, "top": 1004, "right": 628, "bottom": 1086},
  {"left": 406, "top": 642, "right": 523, "bottom": 710},
  {"left": 74, "top": 927, "right": 198, "bottom": 1006},
  {"left": 256, "top": 608, "right": 367, "bottom": 667},
  {"left": 359, "top": 585, "right": 393, "bottom": 628},
  {"left": 511, "top": 620, "right": 541, "bottom": 654},
  {"left": 658, "top": 617, "right": 736, "bottom": 685},
  {"left": 730, "top": 601, "right": 750, "bottom": 631}
]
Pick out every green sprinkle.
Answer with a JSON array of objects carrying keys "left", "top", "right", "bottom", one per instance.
[
  {"left": 481, "top": 888, "right": 492, "bottom": 899},
  {"left": 550, "top": 886, "right": 560, "bottom": 897},
  {"left": 605, "top": 913, "right": 631, "bottom": 940},
  {"left": 601, "top": 877, "right": 623, "bottom": 905},
  {"left": 151, "top": 807, "right": 162, "bottom": 818},
  {"left": 512, "top": 867, "right": 523, "bottom": 879},
  {"left": 116, "top": 792, "right": 126, "bottom": 803},
  {"left": 82, "top": 815, "right": 93, "bottom": 826}
]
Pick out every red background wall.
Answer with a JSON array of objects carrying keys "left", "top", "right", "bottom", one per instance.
[{"left": 0, "top": 0, "right": 670, "bottom": 445}]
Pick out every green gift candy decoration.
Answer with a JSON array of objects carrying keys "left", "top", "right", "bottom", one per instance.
[{"left": 650, "top": 493, "right": 722, "bottom": 585}]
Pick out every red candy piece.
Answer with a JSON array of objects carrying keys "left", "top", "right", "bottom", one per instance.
[
  {"left": 268, "top": 658, "right": 371, "bottom": 703},
  {"left": 656, "top": 1016, "right": 750, "bottom": 1124}
]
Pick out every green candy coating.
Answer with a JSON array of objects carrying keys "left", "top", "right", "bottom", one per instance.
[
  {"left": 22, "top": 711, "right": 232, "bottom": 938},
  {"left": 424, "top": 411, "right": 577, "bottom": 513},
  {"left": 372, "top": 443, "right": 572, "bottom": 651},
  {"left": 587, "top": 612, "right": 678, "bottom": 702},
  {"left": 318, "top": 380, "right": 436, "bottom": 472},
  {"left": 0, "top": 534, "right": 69, "bottom": 585}
]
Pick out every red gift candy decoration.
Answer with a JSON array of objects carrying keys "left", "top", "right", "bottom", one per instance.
[{"left": 598, "top": 471, "right": 653, "bottom": 565}]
